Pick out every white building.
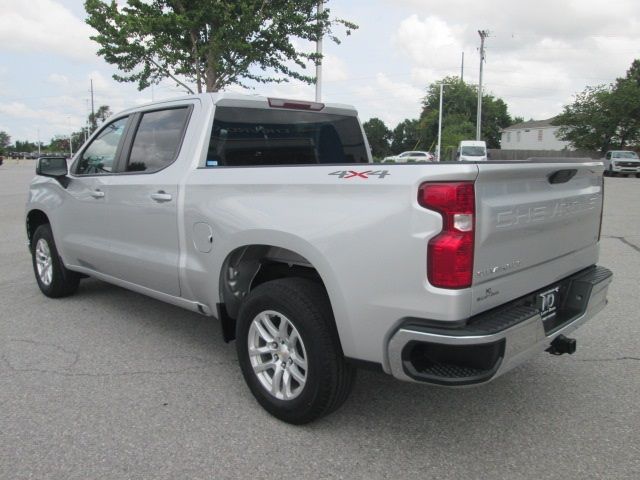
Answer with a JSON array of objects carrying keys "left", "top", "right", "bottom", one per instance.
[{"left": 500, "top": 118, "right": 571, "bottom": 150}]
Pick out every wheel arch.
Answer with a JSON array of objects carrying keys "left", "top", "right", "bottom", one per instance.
[
  {"left": 220, "top": 244, "right": 324, "bottom": 319},
  {"left": 26, "top": 209, "right": 50, "bottom": 248},
  {"left": 217, "top": 243, "right": 351, "bottom": 352}
]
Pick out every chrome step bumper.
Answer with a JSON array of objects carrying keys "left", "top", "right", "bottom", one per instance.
[{"left": 387, "top": 266, "right": 613, "bottom": 385}]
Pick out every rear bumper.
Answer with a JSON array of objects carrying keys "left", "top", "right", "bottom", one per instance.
[{"left": 387, "top": 266, "right": 612, "bottom": 386}]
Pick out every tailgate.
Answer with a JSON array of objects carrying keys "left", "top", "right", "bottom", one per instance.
[{"left": 471, "top": 160, "right": 604, "bottom": 315}]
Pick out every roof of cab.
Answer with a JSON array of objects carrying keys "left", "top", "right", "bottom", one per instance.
[{"left": 118, "top": 92, "right": 357, "bottom": 117}]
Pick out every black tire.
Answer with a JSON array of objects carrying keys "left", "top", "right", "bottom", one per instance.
[
  {"left": 236, "top": 278, "right": 356, "bottom": 424},
  {"left": 31, "top": 224, "right": 80, "bottom": 298},
  {"left": 636, "top": 173, "right": 640, "bottom": 178}
]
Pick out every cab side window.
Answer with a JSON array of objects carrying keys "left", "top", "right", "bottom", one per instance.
[
  {"left": 125, "top": 108, "right": 190, "bottom": 173},
  {"left": 75, "top": 117, "right": 128, "bottom": 175}
]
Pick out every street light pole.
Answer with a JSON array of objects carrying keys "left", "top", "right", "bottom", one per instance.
[
  {"left": 476, "top": 30, "right": 489, "bottom": 140},
  {"left": 437, "top": 83, "right": 444, "bottom": 162}
]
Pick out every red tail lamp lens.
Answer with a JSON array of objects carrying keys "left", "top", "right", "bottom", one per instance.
[{"left": 418, "top": 182, "right": 475, "bottom": 289}]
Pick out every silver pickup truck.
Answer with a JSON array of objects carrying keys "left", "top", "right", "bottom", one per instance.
[
  {"left": 602, "top": 150, "right": 640, "bottom": 177},
  {"left": 26, "top": 93, "right": 612, "bottom": 424}
]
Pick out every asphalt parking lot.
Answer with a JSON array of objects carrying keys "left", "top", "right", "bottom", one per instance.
[{"left": 1, "top": 161, "right": 639, "bottom": 480}]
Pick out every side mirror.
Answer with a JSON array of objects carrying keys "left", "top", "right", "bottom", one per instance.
[{"left": 36, "top": 157, "right": 69, "bottom": 187}]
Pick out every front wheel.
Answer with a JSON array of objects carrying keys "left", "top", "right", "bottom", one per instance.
[
  {"left": 31, "top": 224, "right": 80, "bottom": 298},
  {"left": 236, "top": 278, "right": 355, "bottom": 424}
]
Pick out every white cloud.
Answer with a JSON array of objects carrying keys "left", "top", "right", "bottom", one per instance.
[
  {"left": 0, "top": 101, "right": 82, "bottom": 136},
  {"left": 0, "top": 0, "right": 96, "bottom": 61},
  {"left": 2, "top": 0, "right": 639, "bottom": 141},
  {"left": 353, "top": 73, "right": 423, "bottom": 126},
  {"left": 387, "top": 3, "right": 640, "bottom": 120},
  {"left": 47, "top": 73, "right": 70, "bottom": 87},
  {"left": 322, "top": 54, "right": 349, "bottom": 82}
]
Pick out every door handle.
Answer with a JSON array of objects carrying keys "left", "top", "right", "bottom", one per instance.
[
  {"left": 91, "top": 189, "right": 105, "bottom": 199},
  {"left": 150, "top": 191, "right": 173, "bottom": 202}
]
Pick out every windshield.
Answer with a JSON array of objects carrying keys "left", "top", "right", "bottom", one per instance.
[
  {"left": 612, "top": 151, "right": 639, "bottom": 159},
  {"left": 207, "top": 107, "right": 369, "bottom": 166},
  {"left": 460, "top": 146, "right": 486, "bottom": 156}
]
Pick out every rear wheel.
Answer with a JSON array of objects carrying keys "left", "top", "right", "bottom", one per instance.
[
  {"left": 236, "top": 278, "right": 355, "bottom": 424},
  {"left": 31, "top": 224, "right": 80, "bottom": 298},
  {"left": 636, "top": 173, "right": 640, "bottom": 178}
]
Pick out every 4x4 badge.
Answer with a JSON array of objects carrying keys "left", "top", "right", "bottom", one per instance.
[{"left": 329, "top": 170, "right": 390, "bottom": 179}]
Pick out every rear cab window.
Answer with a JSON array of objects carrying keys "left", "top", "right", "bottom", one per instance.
[{"left": 205, "top": 106, "right": 369, "bottom": 167}]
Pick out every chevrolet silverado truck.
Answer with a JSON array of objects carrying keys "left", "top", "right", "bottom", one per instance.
[
  {"left": 26, "top": 93, "right": 612, "bottom": 424},
  {"left": 602, "top": 150, "right": 640, "bottom": 177}
]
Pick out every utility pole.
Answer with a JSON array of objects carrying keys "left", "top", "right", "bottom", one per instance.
[
  {"left": 37, "top": 128, "right": 40, "bottom": 155},
  {"left": 476, "top": 30, "right": 489, "bottom": 140},
  {"left": 461, "top": 51, "right": 464, "bottom": 83},
  {"left": 84, "top": 99, "right": 89, "bottom": 142},
  {"left": 90, "top": 78, "right": 95, "bottom": 134},
  {"left": 315, "top": 1, "right": 323, "bottom": 102}
]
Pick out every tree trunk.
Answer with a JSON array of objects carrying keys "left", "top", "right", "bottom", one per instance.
[
  {"left": 204, "top": 44, "right": 219, "bottom": 92},
  {"left": 190, "top": 30, "right": 203, "bottom": 94}
]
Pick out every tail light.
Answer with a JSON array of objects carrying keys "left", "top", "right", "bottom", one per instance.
[{"left": 418, "top": 182, "right": 475, "bottom": 289}]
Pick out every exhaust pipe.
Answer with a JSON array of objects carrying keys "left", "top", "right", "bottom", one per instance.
[{"left": 546, "top": 334, "right": 577, "bottom": 356}]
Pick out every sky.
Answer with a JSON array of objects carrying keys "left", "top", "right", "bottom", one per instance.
[{"left": 0, "top": 0, "right": 639, "bottom": 145}]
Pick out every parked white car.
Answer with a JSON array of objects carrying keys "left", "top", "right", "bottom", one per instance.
[{"left": 383, "top": 151, "right": 434, "bottom": 163}]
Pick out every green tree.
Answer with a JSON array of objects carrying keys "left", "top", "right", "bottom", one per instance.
[
  {"left": 362, "top": 118, "right": 392, "bottom": 159},
  {"left": 554, "top": 59, "right": 640, "bottom": 153},
  {"left": 14, "top": 140, "right": 38, "bottom": 152},
  {"left": 419, "top": 76, "right": 512, "bottom": 149},
  {"left": 439, "top": 114, "right": 476, "bottom": 160},
  {"left": 89, "top": 105, "right": 112, "bottom": 132},
  {"left": 49, "top": 135, "right": 70, "bottom": 153},
  {"left": 554, "top": 86, "right": 616, "bottom": 153},
  {"left": 0, "top": 131, "right": 10, "bottom": 154},
  {"left": 390, "top": 119, "right": 424, "bottom": 153},
  {"left": 626, "top": 59, "right": 640, "bottom": 86},
  {"left": 85, "top": 0, "right": 357, "bottom": 93}
]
